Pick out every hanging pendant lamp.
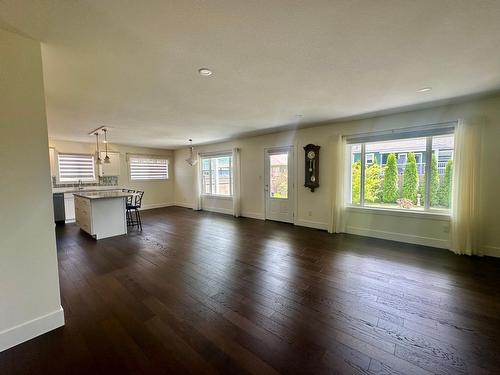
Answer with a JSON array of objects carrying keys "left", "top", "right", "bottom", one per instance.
[
  {"left": 185, "top": 139, "right": 198, "bottom": 166},
  {"left": 95, "top": 132, "right": 102, "bottom": 165},
  {"left": 103, "top": 128, "right": 110, "bottom": 164}
]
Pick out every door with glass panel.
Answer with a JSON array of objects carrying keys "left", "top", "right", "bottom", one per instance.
[{"left": 264, "top": 147, "right": 294, "bottom": 223}]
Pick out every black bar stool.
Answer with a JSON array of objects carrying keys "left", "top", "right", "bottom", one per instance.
[{"left": 126, "top": 190, "right": 144, "bottom": 231}]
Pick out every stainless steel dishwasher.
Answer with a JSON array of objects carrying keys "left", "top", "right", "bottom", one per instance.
[{"left": 53, "top": 193, "right": 65, "bottom": 223}]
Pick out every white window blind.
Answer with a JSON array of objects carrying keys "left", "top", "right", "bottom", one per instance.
[
  {"left": 58, "top": 153, "right": 96, "bottom": 182},
  {"left": 129, "top": 157, "right": 169, "bottom": 180}
]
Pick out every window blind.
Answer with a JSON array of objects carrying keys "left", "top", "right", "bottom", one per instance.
[
  {"left": 345, "top": 122, "right": 456, "bottom": 144},
  {"left": 129, "top": 157, "right": 168, "bottom": 180},
  {"left": 58, "top": 153, "right": 95, "bottom": 182}
]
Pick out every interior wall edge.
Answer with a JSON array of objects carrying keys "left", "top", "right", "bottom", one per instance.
[{"left": 0, "top": 306, "right": 64, "bottom": 353}]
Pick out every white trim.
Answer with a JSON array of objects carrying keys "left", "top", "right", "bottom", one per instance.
[
  {"left": 295, "top": 219, "right": 328, "bottom": 231},
  {"left": 0, "top": 307, "right": 65, "bottom": 352},
  {"left": 174, "top": 202, "right": 195, "bottom": 209},
  {"left": 139, "top": 202, "right": 174, "bottom": 210},
  {"left": 201, "top": 207, "right": 233, "bottom": 215},
  {"left": 201, "top": 194, "right": 233, "bottom": 200},
  {"left": 482, "top": 245, "right": 500, "bottom": 258},
  {"left": 241, "top": 211, "right": 265, "bottom": 220},
  {"left": 346, "top": 226, "right": 449, "bottom": 249},
  {"left": 345, "top": 205, "right": 450, "bottom": 221}
]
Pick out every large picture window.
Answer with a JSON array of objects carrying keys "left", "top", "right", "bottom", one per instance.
[
  {"left": 347, "top": 127, "right": 454, "bottom": 213},
  {"left": 201, "top": 155, "right": 232, "bottom": 196}
]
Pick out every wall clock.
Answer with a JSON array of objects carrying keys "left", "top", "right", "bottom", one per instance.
[{"left": 304, "top": 144, "right": 320, "bottom": 192}]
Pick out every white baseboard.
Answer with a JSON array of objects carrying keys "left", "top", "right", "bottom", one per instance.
[
  {"left": 201, "top": 207, "right": 234, "bottom": 215},
  {"left": 346, "top": 225, "right": 449, "bottom": 249},
  {"left": 482, "top": 245, "right": 500, "bottom": 258},
  {"left": 295, "top": 219, "right": 329, "bottom": 231},
  {"left": 0, "top": 306, "right": 65, "bottom": 352},
  {"left": 140, "top": 202, "right": 174, "bottom": 211},
  {"left": 173, "top": 202, "right": 194, "bottom": 209},
  {"left": 241, "top": 211, "right": 265, "bottom": 220}
]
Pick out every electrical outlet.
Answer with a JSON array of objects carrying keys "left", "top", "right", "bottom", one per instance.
[
  {"left": 443, "top": 224, "right": 450, "bottom": 233},
  {"left": 308, "top": 211, "right": 312, "bottom": 217}
]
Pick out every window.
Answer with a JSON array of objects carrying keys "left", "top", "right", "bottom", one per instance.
[
  {"left": 129, "top": 157, "right": 168, "bottom": 180},
  {"left": 365, "top": 153, "right": 374, "bottom": 165},
  {"left": 269, "top": 153, "right": 288, "bottom": 199},
  {"left": 201, "top": 155, "right": 232, "bottom": 196},
  {"left": 57, "top": 153, "right": 96, "bottom": 182},
  {"left": 347, "top": 127, "right": 454, "bottom": 213}
]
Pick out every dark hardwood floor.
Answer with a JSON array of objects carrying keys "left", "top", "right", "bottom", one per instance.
[{"left": 1, "top": 206, "right": 500, "bottom": 374}]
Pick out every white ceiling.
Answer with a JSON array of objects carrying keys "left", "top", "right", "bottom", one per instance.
[{"left": 1, "top": 1, "right": 500, "bottom": 149}]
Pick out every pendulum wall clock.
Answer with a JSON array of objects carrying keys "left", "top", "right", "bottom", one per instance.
[{"left": 304, "top": 144, "right": 320, "bottom": 192}]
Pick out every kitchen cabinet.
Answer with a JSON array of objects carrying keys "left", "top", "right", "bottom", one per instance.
[
  {"left": 99, "top": 151, "right": 120, "bottom": 176},
  {"left": 74, "top": 192, "right": 127, "bottom": 239},
  {"left": 49, "top": 147, "right": 57, "bottom": 177},
  {"left": 64, "top": 193, "right": 75, "bottom": 222}
]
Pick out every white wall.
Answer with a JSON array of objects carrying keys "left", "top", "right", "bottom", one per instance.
[
  {"left": 174, "top": 94, "right": 500, "bottom": 257},
  {"left": 0, "top": 29, "right": 64, "bottom": 351},
  {"left": 49, "top": 140, "right": 175, "bottom": 210}
]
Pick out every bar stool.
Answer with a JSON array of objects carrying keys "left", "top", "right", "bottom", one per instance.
[
  {"left": 123, "top": 189, "right": 135, "bottom": 226},
  {"left": 126, "top": 191, "right": 144, "bottom": 231}
]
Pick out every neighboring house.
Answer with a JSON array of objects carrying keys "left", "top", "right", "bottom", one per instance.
[{"left": 352, "top": 137, "right": 454, "bottom": 175}]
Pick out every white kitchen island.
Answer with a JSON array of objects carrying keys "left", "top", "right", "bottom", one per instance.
[{"left": 73, "top": 191, "right": 130, "bottom": 239}]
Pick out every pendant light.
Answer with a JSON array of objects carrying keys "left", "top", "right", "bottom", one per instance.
[
  {"left": 95, "top": 132, "right": 102, "bottom": 165},
  {"left": 103, "top": 128, "right": 110, "bottom": 164},
  {"left": 185, "top": 139, "right": 198, "bottom": 166}
]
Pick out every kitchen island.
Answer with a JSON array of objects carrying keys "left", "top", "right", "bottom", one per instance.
[{"left": 73, "top": 191, "right": 130, "bottom": 239}]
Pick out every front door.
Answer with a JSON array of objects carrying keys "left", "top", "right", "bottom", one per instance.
[{"left": 264, "top": 147, "right": 294, "bottom": 223}]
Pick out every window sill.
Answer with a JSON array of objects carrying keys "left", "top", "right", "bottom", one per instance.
[
  {"left": 345, "top": 205, "right": 450, "bottom": 221},
  {"left": 201, "top": 195, "right": 233, "bottom": 200},
  {"left": 129, "top": 178, "right": 169, "bottom": 182}
]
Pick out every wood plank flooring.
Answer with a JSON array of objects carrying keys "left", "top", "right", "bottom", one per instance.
[{"left": 1, "top": 206, "right": 500, "bottom": 374}]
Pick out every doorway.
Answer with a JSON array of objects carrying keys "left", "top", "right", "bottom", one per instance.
[{"left": 264, "top": 147, "right": 294, "bottom": 223}]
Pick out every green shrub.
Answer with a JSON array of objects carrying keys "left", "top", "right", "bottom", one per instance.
[
  {"left": 351, "top": 160, "right": 361, "bottom": 204},
  {"left": 402, "top": 152, "right": 419, "bottom": 204},
  {"left": 430, "top": 153, "right": 440, "bottom": 206},
  {"left": 365, "top": 161, "right": 382, "bottom": 203},
  {"left": 382, "top": 153, "right": 399, "bottom": 203},
  {"left": 438, "top": 160, "right": 453, "bottom": 207}
]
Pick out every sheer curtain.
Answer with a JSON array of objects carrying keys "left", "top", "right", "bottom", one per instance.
[
  {"left": 232, "top": 147, "right": 241, "bottom": 217},
  {"left": 192, "top": 152, "right": 202, "bottom": 211},
  {"left": 328, "top": 134, "right": 347, "bottom": 234},
  {"left": 450, "top": 118, "right": 482, "bottom": 255}
]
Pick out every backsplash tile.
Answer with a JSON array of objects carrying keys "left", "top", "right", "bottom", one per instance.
[{"left": 52, "top": 176, "right": 118, "bottom": 188}]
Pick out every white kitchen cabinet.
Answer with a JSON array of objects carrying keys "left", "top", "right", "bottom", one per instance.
[
  {"left": 74, "top": 192, "right": 127, "bottom": 239},
  {"left": 64, "top": 193, "right": 75, "bottom": 222},
  {"left": 49, "top": 147, "right": 57, "bottom": 177},
  {"left": 99, "top": 151, "right": 120, "bottom": 176}
]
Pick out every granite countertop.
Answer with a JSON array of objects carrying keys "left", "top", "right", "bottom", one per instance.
[
  {"left": 53, "top": 186, "right": 121, "bottom": 194},
  {"left": 73, "top": 191, "right": 131, "bottom": 200}
]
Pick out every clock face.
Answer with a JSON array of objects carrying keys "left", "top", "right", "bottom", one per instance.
[{"left": 307, "top": 150, "right": 316, "bottom": 159}]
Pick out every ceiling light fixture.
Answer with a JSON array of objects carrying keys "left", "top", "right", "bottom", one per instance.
[
  {"left": 94, "top": 133, "right": 102, "bottom": 165},
  {"left": 103, "top": 128, "right": 110, "bottom": 164},
  {"left": 417, "top": 87, "right": 432, "bottom": 92},
  {"left": 198, "top": 68, "right": 213, "bottom": 76},
  {"left": 185, "top": 139, "right": 198, "bottom": 166}
]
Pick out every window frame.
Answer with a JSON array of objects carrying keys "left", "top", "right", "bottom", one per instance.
[
  {"left": 345, "top": 125, "right": 455, "bottom": 216},
  {"left": 128, "top": 156, "right": 169, "bottom": 181},
  {"left": 57, "top": 152, "right": 97, "bottom": 183},
  {"left": 200, "top": 153, "right": 233, "bottom": 197}
]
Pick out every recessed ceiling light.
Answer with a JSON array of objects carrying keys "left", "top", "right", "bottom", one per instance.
[
  {"left": 198, "top": 68, "right": 213, "bottom": 76},
  {"left": 417, "top": 87, "right": 432, "bottom": 92}
]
